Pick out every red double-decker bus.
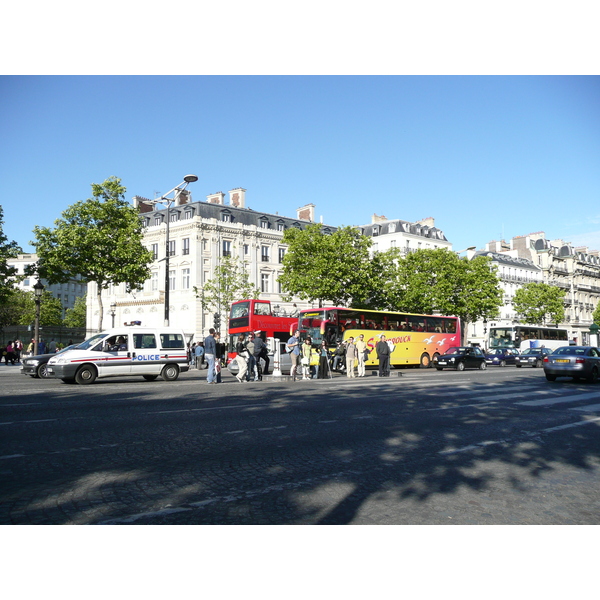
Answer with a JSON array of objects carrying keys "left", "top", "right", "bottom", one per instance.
[{"left": 227, "top": 299, "right": 297, "bottom": 361}]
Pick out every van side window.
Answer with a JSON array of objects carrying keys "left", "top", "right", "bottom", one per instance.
[
  {"left": 160, "top": 333, "right": 184, "bottom": 349},
  {"left": 134, "top": 334, "right": 157, "bottom": 349}
]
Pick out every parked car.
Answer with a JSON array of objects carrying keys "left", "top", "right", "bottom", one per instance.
[
  {"left": 515, "top": 347, "right": 552, "bottom": 368},
  {"left": 434, "top": 346, "right": 487, "bottom": 371},
  {"left": 228, "top": 341, "right": 292, "bottom": 376},
  {"left": 484, "top": 348, "right": 520, "bottom": 367},
  {"left": 543, "top": 346, "right": 600, "bottom": 383},
  {"left": 21, "top": 344, "right": 80, "bottom": 379}
]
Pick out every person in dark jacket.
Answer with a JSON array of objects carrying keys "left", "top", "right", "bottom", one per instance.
[{"left": 376, "top": 334, "right": 390, "bottom": 377}]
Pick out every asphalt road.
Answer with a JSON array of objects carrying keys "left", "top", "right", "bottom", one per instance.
[{"left": 1, "top": 362, "right": 599, "bottom": 524}]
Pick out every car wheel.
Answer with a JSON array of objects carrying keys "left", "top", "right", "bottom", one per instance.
[
  {"left": 75, "top": 365, "right": 97, "bottom": 385},
  {"left": 499, "top": 360, "right": 506, "bottom": 367},
  {"left": 61, "top": 378, "right": 76, "bottom": 384},
  {"left": 456, "top": 361, "right": 465, "bottom": 371},
  {"left": 588, "top": 368, "right": 599, "bottom": 384},
  {"left": 516, "top": 364, "right": 522, "bottom": 368},
  {"left": 479, "top": 361, "right": 487, "bottom": 370},
  {"left": 143, "top": 375, "right": 159, "bottom": 381},
  {"left": 161, "top": 364, "right": 180, "bottom": 382},
  {"left": 545, "top": 373, "right": 557, "bottom": 382},
  {"left": 533, "top": 360, "right": 541, "bottom": 368},
  {"left": 419, "top": 353, "right": 431, "bottom": 369},
  {"left": 37, "top": 363, "right": 49, "bottom": 378},
  {"left": 435, "top": 367, "right": 443, "bottom": 371}
]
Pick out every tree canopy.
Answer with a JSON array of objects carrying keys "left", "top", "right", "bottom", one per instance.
[
  {"left": 512, "top": 282, "right": 566, "bottom": 325},
  {"left": 0, "top": 205, "right": 22, "bottom": 305},
  {"left": 63, "top": 294, "right": 87, "bottom": 328},
  {"left": 32, "top": 177, "right": 153, "bottom": 331},
  {"left": 194, "top": 256, "right": 260, "bottom": 328},
  {"left": 279, "top": 224, "right": 373, "bottom": 306},
  {"left": 593, "top": 301, "right": 600, "bottom": 326}
]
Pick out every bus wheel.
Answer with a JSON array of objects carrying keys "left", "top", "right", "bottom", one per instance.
[
  {"left": 419, "top": 353, "right": 431, "bottom": 369},
  {"left": 161, "top": 364, "right": 180, "bottom": 381},
  {"left": 75, "top": 365, "right": 97, "bottom": 385}
]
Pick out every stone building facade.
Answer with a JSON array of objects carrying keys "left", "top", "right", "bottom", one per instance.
[
  {"left": 86, "top": 188, "right": 335, "bottom": 340},
  {"left": 481, "top": 232, "right": 600, "bottom": 345}
]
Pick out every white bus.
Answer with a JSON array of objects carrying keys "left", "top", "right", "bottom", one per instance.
[{"left": 488, "top": 325, "right": 569, "bottom": 352}]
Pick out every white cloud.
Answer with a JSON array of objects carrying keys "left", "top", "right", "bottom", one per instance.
[{"left": 561, "top": 230, "right": 600, "bottom": 251}]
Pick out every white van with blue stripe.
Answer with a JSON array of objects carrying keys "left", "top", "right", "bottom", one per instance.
[{"left": 47, "top": 327, "right": 191, "bottom": 384}]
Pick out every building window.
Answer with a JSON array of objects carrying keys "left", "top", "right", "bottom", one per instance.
[
  {"left": 182, "top": 268, "right": 190, "bottom": 290},
  {"left": 261, "top": 220, "right": 269, "bottom": 229},
  {"left": 170, "top": 212, "right": 179, "bottom": 223},
  {"left": 182, "top": 238, "right": 190, "bottom": 255},
  {"left": 223, "top": 240, "right": 232, "bottom": 257},
  {"left": 151, "top": 243, "right": 159, "bottom": 260},
  {"left": 222, "top": 213, "right": 232, "bottom": 222},
  {"left": 261, "top": 246, "right": 270, "bottom": 262},
  {"left": 154, "top": 216, "right": 161, "bottom": 226},
  {"left": 390, "top": 240, "right": 396, "bottom": 247},
  {"left": 204, "top": 271, "right": 209, "bottom": 283},
  {"left": 279, "top": 247, "right": 285, "bottom": 263},
  {"left": 151, "top": 272, "right": 158, "bottom": 291},
  {"left": 261, "top": 273, "right": 269, "bottom": 293},
  {"left": 202, "top": 239, "right": 208, "bottom": 251},
  {"left": 169, "top": 270, "right": 176, "bottom": 290},
  {"left": 168, "top": 240, "right": 176, "bottom": 256},
  {"left": 277, "top": 223, "right": 284, "bottom": 232},
  {"left": 243, "top": 244, "right": 249, "bottom": 255},
  {"left": 184, "top": 210, "right": 192, "bottom": 220}
]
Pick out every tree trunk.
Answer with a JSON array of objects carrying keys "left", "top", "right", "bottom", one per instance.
[{"left": 96, "top": 286, "right": 104, "bottom": 332}]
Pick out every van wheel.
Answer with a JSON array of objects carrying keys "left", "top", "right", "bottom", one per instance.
[
  {"left": 161, "top": 364, "right": 180, "bottom": 381},
  {"left": 419, "top": 353, "right": 431, "bottom": 368},
  {"left": 143, "top": 375, "right": 159, "bottom": 381},
  {"left": 75, "top": 365, "right": 97, "bottom": 385}
]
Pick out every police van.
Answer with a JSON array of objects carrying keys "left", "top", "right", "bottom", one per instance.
[{"left": 46, "top": 327, "right": 191, "bottom": 384}]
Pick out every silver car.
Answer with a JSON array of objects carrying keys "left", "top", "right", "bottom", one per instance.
[{"left": 543, "top": 346, "right": 600, "bottom": 383}]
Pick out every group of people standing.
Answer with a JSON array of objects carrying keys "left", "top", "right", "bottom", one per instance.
[
  {"left": 234, "top": 331, "right": 269, "bottom": 383},
  {"left": 286, "top": 330, "right": 392, "bottom": 380},
  {"left": 3, "top": 340, "right": 23, "bottom": 365}
]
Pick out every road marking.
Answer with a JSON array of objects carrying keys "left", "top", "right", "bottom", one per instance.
[
  {"left": 439, "top": 416, "right": 600, "bottom": 455},
  {"left": 570, "top": 403, "right": 600, "bottom": 412},
  {"left": 517, "top": 392, "right": 600, "bottom": 407},
  {"left": 0, "top": 454, "right": 26, "bottom": 460}
]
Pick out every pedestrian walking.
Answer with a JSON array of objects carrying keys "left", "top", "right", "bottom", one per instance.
[
  {"left": 235, "top": 333, "right": 249, "bottom": 383},
  {"left": 286, "top": 329, "right": 301, "bottom": 381},
  {"left": 345, "top": 337, "right": 357, "bottom": 378},
  {"left": 301, "top": 337, "right": 313, "bottom": 380},
  {"left": 317, "top": 341, "right": 332, "bottom": 379},
  {"left": 194, "top": 342, "right": 204, "bottom": 369},
  {"left": 355, "top": 334, "right": 368, "bottom": 377},
  {"left": 376, "top": 334, "right": 390, "bottom": 377},
  {"left": 204, "top": 329, "right": 217, "bottom": 384},
  {"left": 245, "top": 332, "right": 258, "bottom": 381}
]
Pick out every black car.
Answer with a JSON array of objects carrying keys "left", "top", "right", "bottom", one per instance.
[
  {"left": 434, "top": 346, "right": 487, "bottom": 371},
  {"left": 515, "top": 347, "right": 552, "bottom": 368},
  {"left": 21, "top": 344, "right": 79, "bottom": 379}
]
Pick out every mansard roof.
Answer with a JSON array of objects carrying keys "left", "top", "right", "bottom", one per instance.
[
  {"left": 475, "top": 250, "right": 540, "bottom": 270},
  {"left": 360, "top": 219, "right": 448, "bottom": 241}
]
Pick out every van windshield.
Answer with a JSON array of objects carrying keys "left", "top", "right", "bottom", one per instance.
[{"left": 77, "top": 333, "right": 107, "bottom": 351}]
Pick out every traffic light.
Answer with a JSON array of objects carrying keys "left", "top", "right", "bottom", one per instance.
[{"left": 213, "top": 312, "right": 221, "bottom": 330}]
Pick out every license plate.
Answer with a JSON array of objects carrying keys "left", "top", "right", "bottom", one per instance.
[
  {"left": 555, "top": 359, "right": 570, "bottom": 363},
  {"left": 438, "top": 361, "right": 447, "bottom": 365}
]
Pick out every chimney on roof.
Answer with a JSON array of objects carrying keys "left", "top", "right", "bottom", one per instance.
[
  {"left": 206, "top": 192, "right": 225, "bottom": 205},
  {"left": 174, "top": 189, "right": 191, "bottom": 206},
  {"left": 416, "top": 217, "right": 435, "bottom": 227},
  {"left": 372, "top": 214, "right": 387, "bottom": 224},
  {"left": 297, "top": 204, "right": 315, "bottom": 222},
  {"left": 229, "top": 188, "right": 246, "bottom": 208},
  {"left": 132, "top": 196, "right": 153, "bottom": 213}
]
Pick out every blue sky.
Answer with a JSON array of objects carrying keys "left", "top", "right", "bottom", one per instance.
[{"left": 2, "top": 75, "right": 599, "bottom": 255}]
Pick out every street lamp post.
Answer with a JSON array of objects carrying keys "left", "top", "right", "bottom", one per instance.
[
  {"left": 110, "top": 301, "right": 117, "bottom": 328},
  {"left": 141, "top": 175, "right": 198, "bottom": 327},
  {"left": 33, "top": 280, "right": 45, "bottom": 356}
]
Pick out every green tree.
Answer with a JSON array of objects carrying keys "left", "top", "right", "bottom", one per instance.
[
  {"left": 367, "top": 248, "right": 502, "bottom": 343},
  {"left": 64, "top": 294, "right": 87, "bottom": 328},
  {"left": 32, "top": 177, "right": 153, "bottom": 332},
  {"left": 279, "top": 224, "right": 373, "bottom": 306},
  {"left": 0, "top": 205, "right": 23, "bottom": 305},
  {"left": 0, "top": 288, "right": 63, "bottom": 328},
  {"left": 194, "top": 256, "right": 260, "bottom": 330},
  {"left": 593, "top": 301, "right": 600, "bottom": 326},
  {"left": 513, "top": 282, "right": 566, "bottom": 325}
]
